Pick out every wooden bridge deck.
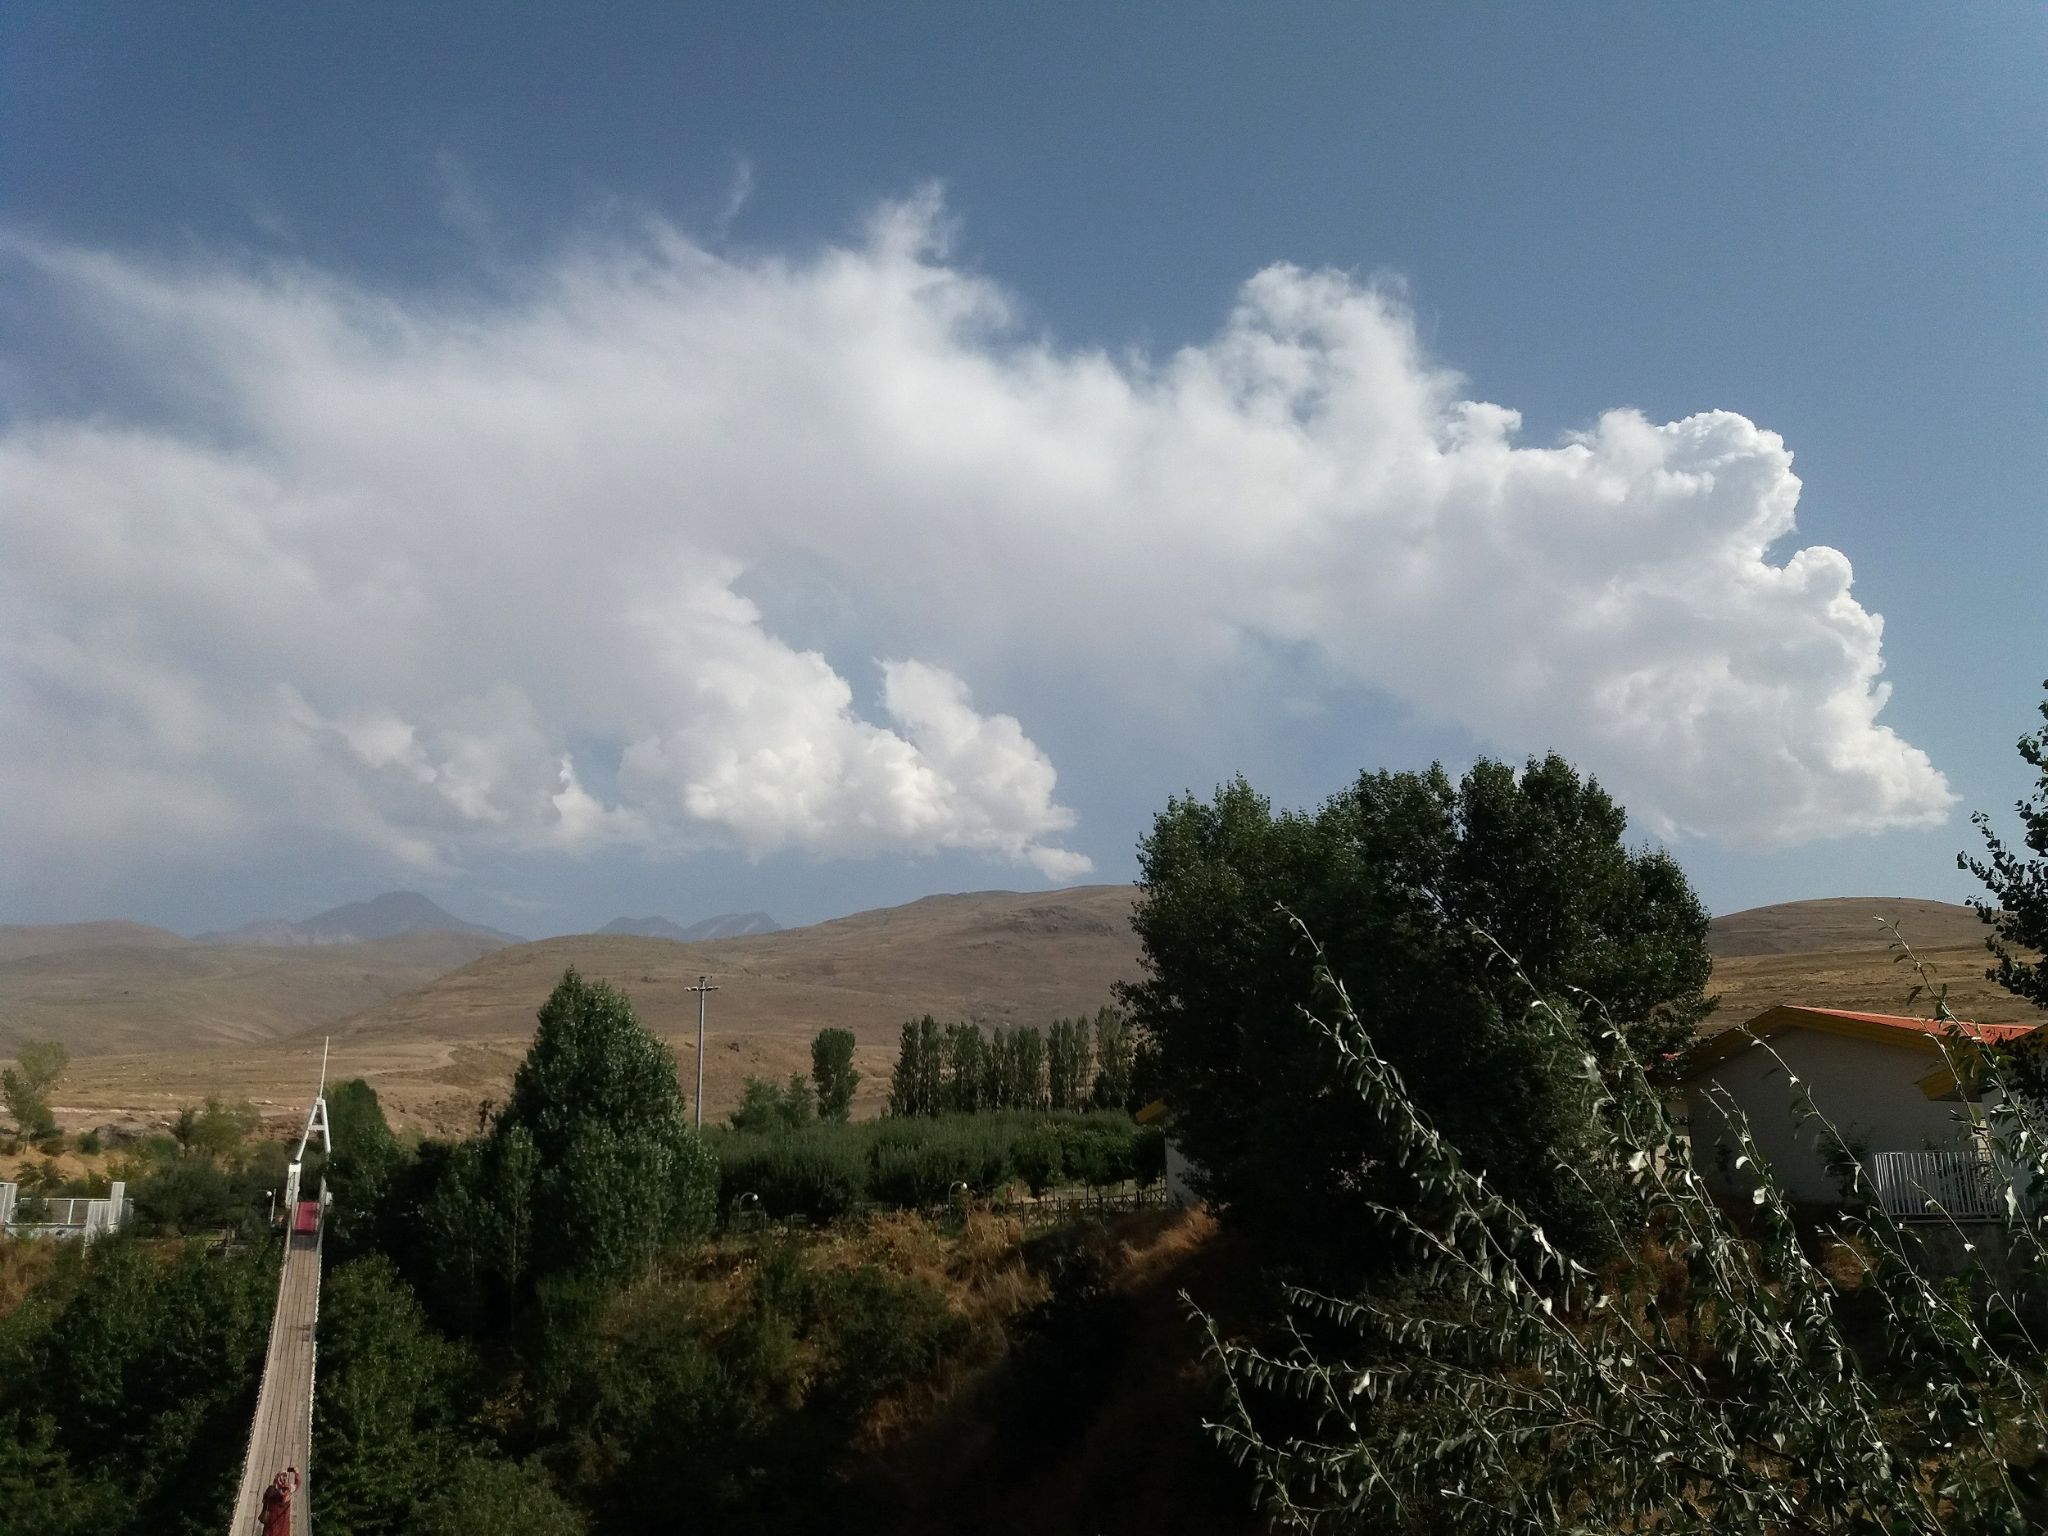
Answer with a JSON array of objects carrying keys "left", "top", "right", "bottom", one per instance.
[{"left": 228, "top": 1228, "right": 322, "bottom": 1535}]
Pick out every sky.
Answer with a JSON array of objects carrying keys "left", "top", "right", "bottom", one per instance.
[{"left": 1, "top": 4, "right": 2042, "bottom": 938}]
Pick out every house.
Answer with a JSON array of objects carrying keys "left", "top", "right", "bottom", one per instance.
[{"left": 1678, "top": 1005, "right": 2035, "bottom": 1214}]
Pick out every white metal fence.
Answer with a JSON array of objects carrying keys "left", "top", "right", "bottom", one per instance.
[
  {"left": 1868, "top": 1151, "right": 1999, "bottom": 1221},
  {"left": 0, "top": 1181, "right": 133, "bottom": 1240}
]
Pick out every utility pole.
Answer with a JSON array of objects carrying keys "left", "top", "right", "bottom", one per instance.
[{"left": 687, "top": 974, "right": 720, "bottom": 1128}]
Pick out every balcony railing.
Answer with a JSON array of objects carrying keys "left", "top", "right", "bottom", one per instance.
[{"left": 1867, "top": 1150, "right": 2000, "bottom": 1221}]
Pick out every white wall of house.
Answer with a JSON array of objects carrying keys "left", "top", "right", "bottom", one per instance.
[
  {"left": 1684, "top": 1026, "right": 1981, "bottom": 1205},
  {"left": 1165, "top": 1139, "right": 1200, "bottom": 1207}
]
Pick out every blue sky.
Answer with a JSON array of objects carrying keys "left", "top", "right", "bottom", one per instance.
[{"left": 2, "top": 5, "right": 2042, "bottom": 937}]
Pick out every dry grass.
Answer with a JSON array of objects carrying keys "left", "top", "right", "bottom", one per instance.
[
  {"left": 0, "top": 930, "right": 508, "bottom": 1056},
  {"left": 1708, "top": 897, "right": 1989, "bottom": 959},
  {"left": 1707, "top": 942, "right": 2038, "bottom": 1033},
  {"left": 9, "top": 890, "right": 2037, "bottom": 1141},
  {"left": 9, "top": 885, "right": 1142, "bottom": 1134},
  {"left": 0, "top": 1240, "right": 63, "bottom": 1316}
]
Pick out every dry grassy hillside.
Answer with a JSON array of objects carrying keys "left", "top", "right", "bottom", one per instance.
[
  {"left": 1707, "top": 897, "right": 1987, "bottom": 958},
  {"left": 26, "top": 887, "right": 2045, "bottom": 1140},
  {"left": 0, "top": 931, "right": 508, "bottom": 1056},
  {"left": 0, "top": 921, "right": 188, "bottom": 965},
  {"left": 1704, "top": 896, "right": 2033, "bottom": 1030},
  {"left": 333, "top": 885, "right": 1142, "bottom": 1050},
  {"left": 44, "top": 887, "right": 1144, "bottom": 1134},
  {"left": 1706, "top": 944, "right": 2033, "bottom": 1031}
]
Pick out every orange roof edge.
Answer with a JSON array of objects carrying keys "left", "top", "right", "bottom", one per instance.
[{"left": 1680, "top": 1003, "right": 2037, "bottom": 1083}]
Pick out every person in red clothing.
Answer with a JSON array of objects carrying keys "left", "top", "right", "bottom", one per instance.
[{"left": 259, "top": 1467, "right": 299, "bottom": 1535}]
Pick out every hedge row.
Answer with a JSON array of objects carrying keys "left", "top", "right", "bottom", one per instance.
[{"left": 706, "top": 1111, "right": 1166, "bottom": 1221}]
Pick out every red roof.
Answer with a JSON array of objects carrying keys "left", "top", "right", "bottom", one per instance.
[{"left": 1793, "top": 1007, "right": 2035, "bottom": 1046}]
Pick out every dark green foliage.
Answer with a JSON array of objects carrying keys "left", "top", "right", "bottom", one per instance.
[
  {"left": 1010, "top": 1124, "right": 1063, "bottom": 1196},
  {"left": 1199, "top": 955, "right": 2048, "bottom": 1534},
  {"left": 503, "top": 969, "right": 692, "bottom": 1165},
  {"left": 983, "top": 1024, "right": 1047, "bottom": 1111},
  {"left": 943, "top": 1020, "right": 989, "bottom": 1112},
  {"left": 409, "top": 1457, "right": 586, "bottom": 1536},
  {"left": 728, "top": 1074, "right": 816, "bottom": 1134},
  {"left": 315, "top": 1256, "right": 475, "bottom": 1535},
  {"left": 998, "top": 1226, "right": 1136, "bottom": 1452},
  {"left": 1121, "top": 755, "right": 1713, "bottom": 1277},
  {"left": 170, "top": 1097, "right": 260, "bottom": 1162},
  {"left": 123, "top": 1133, "right": 289, "bottom": 1237},
  {"left": 1, "top": 1040, "right": 66, "bottom": 1139},
  {"left": 1963, "top": 678, "right": 2048, "bottom": 1012},
  {"left": 0, "top": 1236, "right": 276, "bottom": 1535},
  {"left": 1089, "top": 1006, "right": 1138, "bottom": 1110},
  {"left": 887, "top": 1015, "right": 945, "bottom": 1116},
  {"left": 430, "top": 969, "right": 718, "bottom": 1306},
  {"left": 710, "top": 1110, "right": 1157, "bottom": 1220},
  {"left": 808, "top": 1027, "right": 860, "bottom": 1122},
  {"left": 1046, "top": 1017, "right": 1093, "bottom": 1110},
  {"left": 713, "top": 1132, "right": 872, "bottom": 1221},
  {"left": 541, "top": 1241, "right": 965, "bottom": 1534},
  {"left": 322, "top": 1079, "right": 411, "bottom": 1262}
]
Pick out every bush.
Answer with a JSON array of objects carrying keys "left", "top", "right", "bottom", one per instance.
[
  {"left": 704, "top": 1110, "right": 1155, "bottom": 1222},
  {"left": 0, "top": 1235, "right": 276, "bottom": 1528},
  {"left": 411, "top": 1456, "right": 585, "bottom": 1536},
  {"left": 716, "top": 1132, "right": 869, "bottom": 1222}
]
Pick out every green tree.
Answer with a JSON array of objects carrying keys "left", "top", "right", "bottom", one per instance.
[
  {"left": 887, "top": 1016, "right": 944, "bottom": 1117},
  {"left": 171, "top": 1096, "right": 260, "bottom": 1162},
  {"left": 1198, "top": 955, "right": 2048, "bottom": 1535},
  {"left": 808, "top": 1027, "right": 860, "bottom": 1122},
  {"left": 2, "top": 1040, "right": 67, "bottom": 1139},
  {"left": 1122, "top": 756, "right": 1713, "bottom": 1275},
  {"left": 431, "top": 970, "right": 717, "bottom": 1309},
  {"left": 943, "top": 1021, "right": 988, "bottom": 1113},
  {"left": 324, "top": 1078, "right": 411, "bottom": 1261},
  {"left": 1089, "top": 1006, "right": 1137, "bottom": 1110},
  {"left": 1046, "top": 1017, "right": 1093, "bottom": 1111},
  {"left": 0, "top": 1236, "right": 276, "bottom": 1530},
  {"left": 1962, "top": 678, "right": 2048, "bottom": 1011},
  {"left": 728, "top": 1075, "right": 816, "bottom": 1134},
  {"left": 410, "top": 1457, "right": 585, "bottom": 1536},
  {"left": 315, "top": 1255, "right": 475, "bottom": 1534},
  {"left": 1010, "top": 1024, "right": 1046, "bottom": 1111}
]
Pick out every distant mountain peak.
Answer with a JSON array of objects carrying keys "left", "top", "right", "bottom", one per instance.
[
  {"left": 197, "top": 891, "right": 525, "bottom": 948},
  {"left": 597, "top": 912, "right": 782, "bottom": 942}
]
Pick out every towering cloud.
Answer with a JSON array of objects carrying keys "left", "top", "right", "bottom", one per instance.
[{"left": 0, "top": 195, "right": 1952, "bottom": 903}]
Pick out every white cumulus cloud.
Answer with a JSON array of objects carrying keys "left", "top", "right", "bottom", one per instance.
[{"left": 0, "top": 196, "right": 1953, "bottom": 903}]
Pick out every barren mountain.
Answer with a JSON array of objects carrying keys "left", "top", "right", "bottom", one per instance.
[
  {"left": 25, "top": 888, "right": 2042, "bottom": 1138},
  {"left": 0, "top": 921, "right": 189, "bottom": 964},
  {"left": 196, "top": 890, "right": 524, "bottom": 948},
  {"left": 334, "top": 885, "right": 1141, "bottom": 1050},
  {"left": 597, "top": 912, "right": 783, "bottom": 941},
  {"left": 0, "top": 930, "right": 509, "bottom": 1056}
]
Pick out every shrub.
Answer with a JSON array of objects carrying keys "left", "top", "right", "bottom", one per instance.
[
  {"left": 715, "top": 1131, "right": 869, "bottom": 1222},
  {"left": 1197, "top": 947, "right": 2048, "bottom": 1534}
]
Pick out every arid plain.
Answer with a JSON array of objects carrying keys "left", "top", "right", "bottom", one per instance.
[{"left": 1, "top": 888, "right": 2033, "bottom": 1143}]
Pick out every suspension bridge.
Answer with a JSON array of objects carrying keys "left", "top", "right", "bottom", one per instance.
[{"left": 227, "top": 1047, "right": 334, "bottom": 1536}]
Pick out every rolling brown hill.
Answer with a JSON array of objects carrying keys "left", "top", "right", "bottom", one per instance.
[
  {"left": 27, "top": 888, "right": 2043, "bottom": 1139},
  {"left": 1707, "top": 896, "right": 1987, "bottom": 958},
  {"left": 40, "top": 886, "right": 1146, "bottom": 1134},
  {"left": 0, "top": 931, "right": 510, "bottom": 1057},
  {"left": 332, "top": 885, "right": 1142, "bottom": 1050},
  {"left": 0, "top": 921, "right": 189, "bottom": 965},
  {"left": 1703, "top": 896, "right": 2033, "bottom": 1032}
]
